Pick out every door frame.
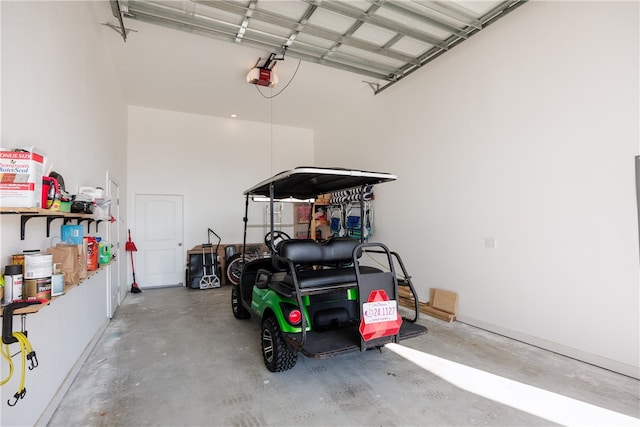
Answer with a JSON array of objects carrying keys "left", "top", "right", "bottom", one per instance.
[{"left": 106, "top": 172, "right": 121, "bottom": 318}]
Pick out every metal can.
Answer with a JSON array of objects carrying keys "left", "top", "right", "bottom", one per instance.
[
  {"left": 11, "top": 254, "right": 25, "bottom": 274},
  {"left": 51, "top": 273, "right": 64, "bottom": 297},
  {"left": 11, "top": 253, "right": 24, "bottom": 264},
  {"left": 24, "top": 279, "right": 37, "bottom": 300},
  {"left": 24, "top": 277, "right": 52, "bottom": 300},
  {"left": 3, "top": 265, "right": 23, "bottom": 303},
  {"left": 35, "top": 277, "right": 52, "bottom": 301}
]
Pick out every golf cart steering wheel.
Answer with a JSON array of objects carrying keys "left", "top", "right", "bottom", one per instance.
[{"left": 265, "top": 230, "right": 291, "bottom": 252}]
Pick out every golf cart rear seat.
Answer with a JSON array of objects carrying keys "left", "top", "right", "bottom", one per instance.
[{"left": 271, "top": 238, "right": 381, "bottom": 296}]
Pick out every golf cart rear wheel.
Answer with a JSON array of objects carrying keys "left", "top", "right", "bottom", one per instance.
[
  {"left": 261, "top": 317, "right": 297, "bottom": 372},
  {"left": 231, "top": 285, "right": 250, "bottom": 319}
]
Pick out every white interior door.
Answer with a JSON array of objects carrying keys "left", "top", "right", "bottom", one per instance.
[{"left": 134, "top": 194, "right": 184, "bottom": 288}]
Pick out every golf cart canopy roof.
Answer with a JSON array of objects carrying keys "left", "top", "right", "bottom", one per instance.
[{"left": 244, "top": 167, "right": 397, "bottom": 200}]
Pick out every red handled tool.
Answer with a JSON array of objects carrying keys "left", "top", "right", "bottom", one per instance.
[{"left": 126, "top": 229, "right": 141, "bottom": 293}]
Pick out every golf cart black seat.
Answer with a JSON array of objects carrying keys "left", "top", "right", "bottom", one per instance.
[{"left": 276, "top": 238, "right": 381, "bottom": 294}]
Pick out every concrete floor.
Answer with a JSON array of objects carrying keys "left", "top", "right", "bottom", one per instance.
[{"left": 47, "top": 286, "right": 639, "bottom": 426}]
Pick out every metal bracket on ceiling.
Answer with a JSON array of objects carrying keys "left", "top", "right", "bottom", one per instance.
[
  {"left": 362, "top": 80, "right": 381, "bottom": 94},
  {"left": 101, "top": 22, "right": 137, "bottom": 41},
  {"left": 254, "top": 46, "right": 288, "bottom": 70},
  {"left": 108, "top": 0, "right": 129, "bottom": 42}
]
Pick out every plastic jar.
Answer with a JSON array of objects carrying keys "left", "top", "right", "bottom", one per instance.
[{"left": 99, "top": 241, "right": 111, "bottom": 265}]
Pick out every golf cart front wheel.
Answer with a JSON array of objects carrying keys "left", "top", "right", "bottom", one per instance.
[
  {"left": 261, "top": 317, "right": 297, "bottom": 372},
  {"left": 231, "top": 285, "right": 250, "bottom": 319}
]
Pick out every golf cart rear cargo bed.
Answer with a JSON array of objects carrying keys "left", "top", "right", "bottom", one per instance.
[{"left": 284, "top": 321, "right": 428, "bottom": 359}]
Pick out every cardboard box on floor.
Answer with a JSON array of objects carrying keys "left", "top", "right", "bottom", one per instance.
[
  {"left": 431, "top": 288, "right": 458, "bottom": 314},
  {"left": 423, "top": 288, "right": 458, "bottom": 322},
  {"left": 398, "top": 286, "right": 458, "bottom": 322}
]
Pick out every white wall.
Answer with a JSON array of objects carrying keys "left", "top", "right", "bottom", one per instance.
[
  {"left": 0, "top": 2, "right": 127, "bottom": 425},
  {"left": 127, "top": 106, "right": 313, "bottom": 252},
  {"left": 315, "top": 1, "right": 639, "bottom": 377}
]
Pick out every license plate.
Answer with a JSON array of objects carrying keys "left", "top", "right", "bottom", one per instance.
[{"left": 363, "top": 300, "right": 397, "bottom": 324}]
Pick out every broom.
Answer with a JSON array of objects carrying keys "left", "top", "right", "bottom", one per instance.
[{"left": 126, "top": 229, "right": 142, "bottom": 293}]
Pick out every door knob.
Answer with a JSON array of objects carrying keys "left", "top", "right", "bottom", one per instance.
[{"left": 178, "top": 243, "right": 183, "bottom": 246}]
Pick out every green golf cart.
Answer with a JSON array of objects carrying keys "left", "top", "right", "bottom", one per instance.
[{"left": 231, "top": 167, "right": 427, "bottom": 372}]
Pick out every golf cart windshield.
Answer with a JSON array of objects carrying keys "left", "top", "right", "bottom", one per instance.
[{"left": 243, "top": 167, "right": 397, "bottom": 200}]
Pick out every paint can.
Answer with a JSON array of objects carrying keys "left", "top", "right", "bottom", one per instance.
[
  {"left": 11, "top": 254, "right": 25, "bottom": 272},
  {"left": 51, "top": 274, "right": 64, "bottom": 297},
  {"left": 36, "top": 277, "right": 51, "bottom": 300},
  {"left": 51, "top": 263, "right": 64, "bottom": 297},
  {"left": 24, "top": 277, "right": 51, "bottom": 300},
  {"left": 24, "top": 279, "right": 38, "bottom": 300},
  {"left": 24, "top": 253, "right": 53, "bottom": 279}
]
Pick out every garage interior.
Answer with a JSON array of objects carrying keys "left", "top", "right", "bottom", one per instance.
[{"left": 1, "top": 1, "right": 639, "bottom": 426}]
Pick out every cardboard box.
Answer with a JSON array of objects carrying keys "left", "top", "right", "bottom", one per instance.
[
  {"left": 431, "top": 288, "right": 459, "bottom": 315},
  {"left": 0, "top": 150, "right": 45, "bottom": 208}
]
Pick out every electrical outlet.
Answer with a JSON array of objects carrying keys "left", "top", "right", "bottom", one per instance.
[{"left": 485, "top": 237, "right": 497, "bottom": 249}]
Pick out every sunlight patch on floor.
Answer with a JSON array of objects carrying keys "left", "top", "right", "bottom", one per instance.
[{"left": 386, "top": 343, "right": 639, "bottom": 427}]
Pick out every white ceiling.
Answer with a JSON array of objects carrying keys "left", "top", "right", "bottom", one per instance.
[
  {"left": 101, "top": 13, "right": 367, "bottom": 128},
  {"left": 98, "top": 1, "right": 526, "bottom": 129}
]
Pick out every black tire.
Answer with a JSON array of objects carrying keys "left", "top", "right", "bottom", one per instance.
[
  {"left": 225, "top": 253, "right": 244, "bottom": 286},
  {"left": 231, "top": 285, "right": 250, "bottom": 319},
  {"left": 261, "top": 317, "right": 297, "bottom": 372}
]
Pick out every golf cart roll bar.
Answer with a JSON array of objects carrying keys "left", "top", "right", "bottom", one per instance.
[
  {"left": 242, "top": 194, "right": 249, "bottom": 262},
  {"left": 358, "top": 248, "right": 421, "bottom": 323},
  {"left": 241, "top": 181, "right": 279, "bottom": 263}
]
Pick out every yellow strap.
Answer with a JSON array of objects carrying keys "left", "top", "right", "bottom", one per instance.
[{"left": 0, "top": 344, "right": 14, "bottom": 386}]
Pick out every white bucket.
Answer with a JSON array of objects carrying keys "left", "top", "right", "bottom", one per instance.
[{"left": 24, "top": 253, "right": 53, "bottom": 279}]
